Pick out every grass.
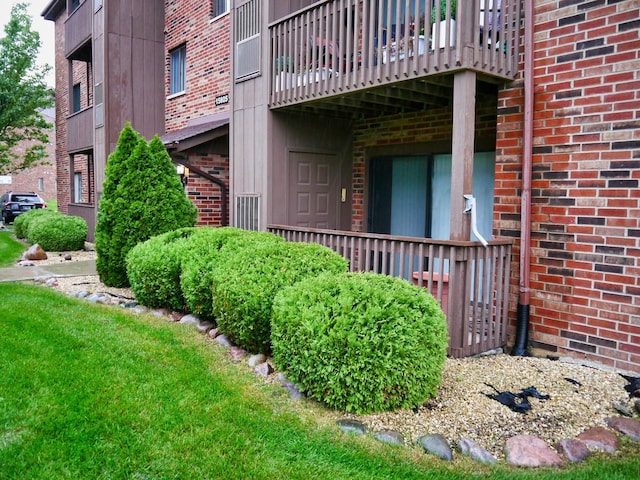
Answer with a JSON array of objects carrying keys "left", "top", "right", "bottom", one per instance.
[
  {"left": 0, "top": 231, "right": 25, "bottom": 267},
  {"left": 1, "top": 283, "right": 639, "bottom": 479}
]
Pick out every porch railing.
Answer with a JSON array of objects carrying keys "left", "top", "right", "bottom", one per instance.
[
  {"left": 269, "top": 0, "right": 522, "bottom": 108},
  {"left": 268, "top": 225, "right": 513, "bottom": 358}
]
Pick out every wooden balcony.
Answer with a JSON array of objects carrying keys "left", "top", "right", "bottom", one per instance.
[
  {"left": 67, "top": 107, "right": 94, "bottom": 153},
  {"left": 268, "top": 225, "right": 513, "bottom": 358},
  {"left": 65, "top": 0, "right": 92, "bottom": 59},
  {"left": 269, "top": 0, "right": 521, "bottom": 116}
]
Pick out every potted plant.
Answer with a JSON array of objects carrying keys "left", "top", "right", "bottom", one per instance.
[
  {"left": 431, "top": 0, "right": 457, "bottom": 48},
  {"left": 275, "top": 56, "right": 294, "bottom": 92}
]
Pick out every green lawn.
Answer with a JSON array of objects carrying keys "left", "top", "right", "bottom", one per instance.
[
  {"left": 0, "top": 230, "right": 25, "bottom": 267},
  {"left": 0, "top": 283, "right": 638, "bottom": 479}
]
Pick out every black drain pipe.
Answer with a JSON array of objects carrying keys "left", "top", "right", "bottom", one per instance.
[{"left": 512, "top": 0, "right": 534, "bottom": 356}]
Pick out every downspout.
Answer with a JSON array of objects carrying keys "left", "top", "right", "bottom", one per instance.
[
  {"left": 174, "top": 156, "right": 229, "bottom": 227},
  {"left": 511, "top": 0, "right": 534, "bottom": 356}
]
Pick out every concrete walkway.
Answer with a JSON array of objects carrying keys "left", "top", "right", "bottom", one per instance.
[{"left": 0, "top": 260, "right": 97, "bottom": 282}]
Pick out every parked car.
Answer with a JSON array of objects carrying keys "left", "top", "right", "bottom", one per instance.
[{"left": 1, "top": 191, "right": 47, "bottom": 224}]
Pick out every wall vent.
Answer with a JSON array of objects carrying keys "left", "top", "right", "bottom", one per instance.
[
  {"left": 234, "top": 0, "right": 261, "bottom": 80},
  {"left": 235, "top": 194, "right": 260, "bottom": 231}
]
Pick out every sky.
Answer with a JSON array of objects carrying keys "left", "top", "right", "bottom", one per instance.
[{"left": 0, "top": 0, "right": 56, "bottom": 87}]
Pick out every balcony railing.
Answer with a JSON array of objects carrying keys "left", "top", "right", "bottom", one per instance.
[
  {"left": 268, "top": 225, "right": 513, "bottom": 358},
  {"left": 269, "top": 0, "right": 521, "bottom": 108}
]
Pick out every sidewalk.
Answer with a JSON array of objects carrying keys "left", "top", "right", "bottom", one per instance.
[{"left": 0, "top": 259, "right": 97, "bottom": 282}]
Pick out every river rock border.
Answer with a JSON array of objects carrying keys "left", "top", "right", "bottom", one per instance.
[{"left": 37, "top": 276, "right": 640, "bottom": 468}]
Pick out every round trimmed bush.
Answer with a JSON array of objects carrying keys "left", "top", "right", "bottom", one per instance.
[
  {"left": 27, "top": 213, "right": 88, "bottom": 251},
  {"left": 126, "top": 227, "right": 199, "bottom": 311},
  {"left": 179, "top": 228, "right": 264, "bottom": 318},
  {"left": 271, "top": 272, "right": 449, "bottom": 414},
  {"left": 212, "top": 241, "right": 349, "bottom": 354},
  {"left": 13, "top": 208, "right": 57, "bottom": 239}
]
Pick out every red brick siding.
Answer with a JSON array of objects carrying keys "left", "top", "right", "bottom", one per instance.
[
  {"left": 495, "top": 0, "right": 640, "bottom": 373},
  {"left": 1, "top": 114, "right": 57, "bottom": 203},
  {"left": 184, "top": 152, "right": 230, "bottom": 226},
  {"left": 52, "top": 11, "right": 69, "bottom": 214},
  {"left": 165, "top": 1, "right": 231, "bottom": 130},
  {"left": 164, "top": 0, "right": 231, "bottom": 225}
]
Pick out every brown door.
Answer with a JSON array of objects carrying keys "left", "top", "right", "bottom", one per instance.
[{"left": 288, "top": 151, "right": 339, "bottom": 229}]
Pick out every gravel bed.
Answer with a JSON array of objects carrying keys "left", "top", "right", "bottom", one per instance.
[{"left": 38, "top": 251, "right": 637, "bottom": 459}]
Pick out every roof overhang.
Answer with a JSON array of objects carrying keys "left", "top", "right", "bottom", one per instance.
[
  {"left": 161, "top": 113, "right": 230, "bottom": 154},
  {"left": 42, "top": 0, "right": 65, "bottom": 21}
]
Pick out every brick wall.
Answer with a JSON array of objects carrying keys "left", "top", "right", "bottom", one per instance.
[
  {"left": 1, "top": 113, "right": 57, "bottom": 203},
  {"left": 53, "top": 11, "right": 69, "bottom": 214},
  {"left": 495, "top": 0, "right": 640, "bottom": 373},
  {"left": 165, "top": 0, "right": 231, "bottom": 226},
  {"left": 165, "top": 0, "right": 231, "bottom": 130},
  {"left": 184, "top": 151, "right": 230, "bottom": 226}
]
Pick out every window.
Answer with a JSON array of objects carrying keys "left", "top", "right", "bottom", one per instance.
[
  {"left": 170, "top": 44, "right": 186, "bottom": 95},
  {"left": 38, "top": 178, "right": 44, "bottom": 192},
  {"left": 74, "top": 172, "right": 82, "bottom": 203},
  {"left": 72, "top": 83, "right": 81, "bottom": 113},
  {"left": 71, "top": 0, "right": 81, "bottom": 13},
  {"left": 213, "top": 0, "right": 229, "bottom": 18}
]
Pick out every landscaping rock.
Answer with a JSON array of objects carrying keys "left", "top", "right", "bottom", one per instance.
[
  {"left": 215, "top": 334, "right": 233, "bottom": 347},
  {"left": 18, "top": 260, "right": 35, "bottom": 267},
  {"left": 336, "top": 419, "right": 367, "bottom": 436},
  {"left": 196, "top": 320, "right": 215, "bottom": 334},
  {"left": 152, "top": 308, "right": 171, "bottom": 318},
  {"left": 605, "top": 417, "right": 640, "bottom": 441},
  {"left": 208, "top": 328, "right": 220, "bottom": 339},
  {"left": 556, "top": 438, "right": 590, "bottom": 463},
  {"left": 248, "top": 354, "right": 267, "bottom": 368},
  {"left": 281, "top": 381, "right": 303, "bottom": 400},
  {"left": 86, "top": 293, "right": 106, "bottom": 303},
  {"left": 229, "top": 346, "right": 247, "bottom": 362},
  {"left": 373, "top": 430, "right": 404, "bottom": 446},
  {"left": 23, "top": 244, "right": 47, "bottom": 260},
  {"left": 254, "top": 362, "right": 274, "bottom": 377},
  {"left": 577, "top": 427, "right": 620, "bottom": 453},
  {"left": 458, "top": 438, "right": 497, "bottom": 465},
  {"left": 418, "top": 434, "right": 453, "bottom": 461},
  {"left": 505, "top": 435, "right": 563, "bottom": 467},
  {"left": 179, "top": 314, "right": 200, "bottom": 326}
]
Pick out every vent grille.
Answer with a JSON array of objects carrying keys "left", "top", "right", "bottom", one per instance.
[
  {"left": 234, "top": 0, "right": 260, "bottom": 80},
  {"left": 235, "top": 194, "right": 260, "bottom": 231}
]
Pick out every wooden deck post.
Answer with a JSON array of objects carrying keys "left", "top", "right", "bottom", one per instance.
[{"left": 448, "top": 69, "right": 477, "bottom": 341}]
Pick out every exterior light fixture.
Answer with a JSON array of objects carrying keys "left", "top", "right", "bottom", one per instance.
[{"left": 176, "top": 164, "right": 189, "bottom": 187}]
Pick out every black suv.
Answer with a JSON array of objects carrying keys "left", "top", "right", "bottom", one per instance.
[{"left": 1, "top": 191, "right": 47, "bottom": 224}]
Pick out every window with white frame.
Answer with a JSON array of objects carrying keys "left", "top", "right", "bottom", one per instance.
[
  {"left": 213, "top": 0, "right": 229, "bottom": 18},
  {"left": 169, "top": 44, "right": 186, "bottom": 95},
  {"left": 74, "top": 172, "right": 82, "bottom": 203}
]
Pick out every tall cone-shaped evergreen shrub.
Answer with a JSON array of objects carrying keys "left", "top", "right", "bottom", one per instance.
[{"left": 96, "top": 125, "right": 197, "bottom": 287}]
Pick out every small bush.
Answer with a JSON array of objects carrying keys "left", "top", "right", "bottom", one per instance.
[
  {"left": 212, "top": 241, "right": 348, "bottom": 354},
  {"left": 126, "top": 228, "right": 197, "bottom": 311},
  {"left": 13, "top": 208, "right": 57, "bottom": 239},
  {"left": 27, "top": 214, "right": 88, "bottom": 251},
  {"left": 126, "top": 226, "right": 248, "bottom": 312},
  {"left": 178, "top": 227, "right": 253, "bottom": 318},
  {"left": 271, "top": 272, "right": 449, "bottom": 414}
]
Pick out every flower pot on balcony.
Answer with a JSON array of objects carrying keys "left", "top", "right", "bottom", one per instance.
[{"left": 432, "top": 19, "right": 456, "bottom": 48}]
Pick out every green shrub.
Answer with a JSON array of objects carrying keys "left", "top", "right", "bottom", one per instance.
[
  {"left": 271, "top": 272, "right": 448, "bottom": 414},
  {"left": 178, "top": 227, "right": 253, "bottom": 318},
  {"left": 212, "top": 241, "right": 348, "bottom": 354},
  {"left": 27, "top": 213, "right": 88, "bottom": 251},
  {"left": 126, "top": 226, "right": 247, "bottom": 312},
  {"left": 13, "top": 208, "right": 57, "bottom": 239},
  {"left": 96, "top": 125, "right": 197, "bottom": 288},
  {"left": 126, "top": 228, "right": 197, "bottom": 311}
]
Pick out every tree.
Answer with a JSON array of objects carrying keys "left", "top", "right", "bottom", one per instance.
[
  {"left": 0, "top": 2, "right": 54, "bottom": 175},
  {"left": 95, "top": 124, "right": 198, "bottom": 287}
]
